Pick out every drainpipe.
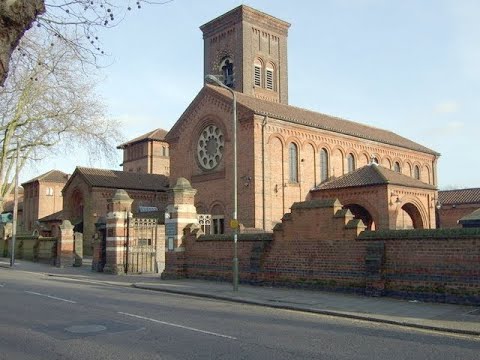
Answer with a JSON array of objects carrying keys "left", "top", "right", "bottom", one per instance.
[{"left": 261, "top": 116, "right": 268, "bottom": 230}]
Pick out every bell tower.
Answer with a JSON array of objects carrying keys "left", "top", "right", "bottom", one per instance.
[{"left": 200, "top": 5, "right": 290, "bottom": 104}]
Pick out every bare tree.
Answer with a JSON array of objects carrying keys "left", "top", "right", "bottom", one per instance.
[
  {"left": 0, "top": 0, "right": 173, "bottom": 84},
  {"left": 0, "top": 29, "right": 122, "bottom": 211}
]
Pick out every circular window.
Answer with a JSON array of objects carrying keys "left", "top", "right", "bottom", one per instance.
[{"left": 197, "top": 125, "right": 225, "bottom": 170}]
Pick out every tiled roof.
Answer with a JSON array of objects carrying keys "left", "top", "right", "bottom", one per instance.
[
  {"left": 459, "top": 208, "right": 480, "bottom": 223},
  {"left": 22, "top": 170, "right": 69, "bottom": 185},
  {"left": 205, "top": 85, "right": 439, "bottom": 156},
  {"left": 438, "top": 188, "right": 480, "bottom": 205},
  {"left": 38, "top": 210, "right": 64, "bottom": 223},
  {"left": 117, "top": 128, "right": 168, "bottom": 149},
  {"left": 73, "top": 167, "right": 169, "bottom": 191},
  {"left": 312, "top": 164, "right": 437, "bottom": 191}
]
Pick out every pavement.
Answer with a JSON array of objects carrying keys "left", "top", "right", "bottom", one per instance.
[{"left": 1, "top": 257, "right": 479, "bottom": 337}]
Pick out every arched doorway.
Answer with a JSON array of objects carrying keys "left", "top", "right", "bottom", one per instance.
[
  {"left": 396, "top": 203, "right": 424, "bottom": 229},
  {"left": 344, "top": 204, "right": 376, "bottom": 230},
  {"left": 71, "top": 189, "right": 84, "bottom": 228}
]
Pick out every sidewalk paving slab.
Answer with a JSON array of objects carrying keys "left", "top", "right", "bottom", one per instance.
[{"left": 1, "top": 258, "right": 479, "bottom": 336}]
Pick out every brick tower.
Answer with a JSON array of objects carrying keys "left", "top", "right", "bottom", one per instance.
[{"left": 200, "top": 5, "right": 290, "bottom": 104}]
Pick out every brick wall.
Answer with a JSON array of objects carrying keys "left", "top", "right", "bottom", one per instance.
[
  {"left": 182, "top": 231, "right": 273, "bottom": 282},
  {"left": 438, "top": 204, "right": 480, "bottom": 228},
  {"left": 164, "top": 196, "right": 480, "bottom": 305},
  {"left": 359, "top": 229, "right": 480, "bottom": 304}
]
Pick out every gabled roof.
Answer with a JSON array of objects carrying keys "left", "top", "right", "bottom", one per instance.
[
  {"left": 22, "top": 170, "right": 69, "bottom": 186},
  {"left": 38, "top": 210, "right": 64, "bottom": 223},
  {"left": 312, "top": 164, "right": 437, "bottom": 191},
  {"left": 167, "top": 85, "right": 438, "bottom": 156},
  {"left": 459, "top": 208, "right": 480, "bottom": 224},
  {"left": 117, "top": 128, "right": 168, "bottom": 149},
  {"left": 438, "top": 188, "right": 480, "bottom": 205},
  {"left": 64, "top": 167, "right": 169, "bottom": 192}
]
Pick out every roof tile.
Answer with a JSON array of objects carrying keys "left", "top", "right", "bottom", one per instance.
[
  {"left": 438, "top": 188, "right": 480, "bottom": 205},
  {"left": 313, "top": 164, "right": 437, "bottom": 191},
  {"left": 117, "top": 128, "right": 168, "bottom": 149},
  {"left": 75, "top": 167, "right": 169, "bottom": 191},
  {"left": 22, "top": 170, "right": 69, "bottom": 185},
  {"left": 206, "top": 85, "right": 439, "bottom": 156}
]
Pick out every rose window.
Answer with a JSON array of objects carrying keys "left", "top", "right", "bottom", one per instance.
[{"left": 197, "top": 125, "right": 225, "bottom": 170}]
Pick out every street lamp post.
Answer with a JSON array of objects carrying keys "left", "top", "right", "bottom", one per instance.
[{"left": 205, "top": 74, "right": 239, "bottom": 292}]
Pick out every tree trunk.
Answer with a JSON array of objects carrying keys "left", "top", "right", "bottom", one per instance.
[{"left": 0, "top": 0, "right": 45, "bottom": 85}]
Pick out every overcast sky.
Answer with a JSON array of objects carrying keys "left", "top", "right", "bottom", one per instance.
[{"left": 21, "top": 0, "right": 480, "bottom": 189}]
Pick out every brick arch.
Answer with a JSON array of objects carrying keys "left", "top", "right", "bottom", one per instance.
[
  {"left": 397, "top": 195, "right": 428, "bottom": 229},
  {"left": 302, "top": 140, "right": 317, "bottom": 152},
  {"left": 345, "top": 149, "right": 358, "bottom": 173},
  {"left": 254, "top": 56, "right": 265, "bottom": 67},
  {"left": 404, "top": 161, "right": 413, "bottom": 177},
  {"left": 330, "top": 146, "right": 345, "bottom": 177},
  {"left": 70, "top": 187, "right": 85, "bottom": 232},
  {"left": 345, "top": 148, "right": 358, "bottom": 159},
  {"left": 209, "top": 201, "right": 225, "bottom": 215},
  {"left": 357, "top": 151, "right": 370, "bottom": 167},
  {"left": 318, "top": 145, "right": 331, "bottom": 183},
  {"left": 302, "top": 142, "right": 317, "bottom": 188},
  {"left": 284, "top": 136, "right": 302, "bottom": 149},
  {"left": 422, "top": 164, "right": 431, "bottom": 184},
  {"left": 340, "top": 196, "right": 380, "bottom": 231},
  {"left": 267, "top": 133, "right": 286, "bottom": 148},
  {"left": 381, "top": 155, "right": 392, "bottom": 169},
  {"left": 392, "top": 157, "right": 403, "bottom": 172},
  {"left": 316, "top": 143, "right": 332, "bottom": 153},
  {"left": 412, "top": 162, "right": 422, "bottom": 180},
  {"left": 195, "top": 202, "right": 207, "bottom": 214}
]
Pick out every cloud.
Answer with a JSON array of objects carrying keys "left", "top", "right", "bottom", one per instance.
[
  {"left": 427, "top": 121, "right": 464, "bottom": 136},
  {"left": 433, "top": 100, "right": 459, "bottom": 114}
]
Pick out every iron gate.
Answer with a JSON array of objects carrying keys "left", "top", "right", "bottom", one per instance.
[{"left": 125, "top": 217, "right": 158, "bottom": 274}]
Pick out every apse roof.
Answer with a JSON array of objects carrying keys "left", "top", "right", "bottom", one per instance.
[{"left": 312, "top": 164, "right": 437, "bottom": 191}]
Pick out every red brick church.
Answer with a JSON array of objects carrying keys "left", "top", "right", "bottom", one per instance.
[{"left": 166, "top": 5, "right": 440, "bottom": 232}]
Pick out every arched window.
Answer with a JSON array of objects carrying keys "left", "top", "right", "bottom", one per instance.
[
  {"left": 347, "top": 153, "right": 355, "bottom": 173},
  {"left": 289, "top": 143, "right": 298, "bottom": 183},
  {"left": 254, "top": 59, "right": 262, "bottom": 87},
  {"left": 414, "top": 165, "right": 420, "bottom": 180},
  {"left": 394, "top": 162, "right": 401, "bottom": 173},
  {"left": 211, "top": 204, "right": 225, "bottom": 235},
  {"left": 265, "top": 62, "right": 275, "bottom": 90},
  {"left": 220, "top": 57, "right": 234, "bottom": 88},
  {"left": 320, "top": 148, "right": 329, "bottom": 182}
]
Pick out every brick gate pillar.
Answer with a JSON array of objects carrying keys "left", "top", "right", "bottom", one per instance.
[
  {"left": 56, "top": 220, "right": 75, "bottom": 267},
  {"left": 103, "top": 189, "right": 133, "bottom": 274},
  {"left": 162, "top": 178, "right": 198, "bottom": 279}
]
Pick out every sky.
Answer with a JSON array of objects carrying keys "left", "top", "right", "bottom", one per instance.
[{"left": 20, "top": 0, "right": 480, "bottom": 189}]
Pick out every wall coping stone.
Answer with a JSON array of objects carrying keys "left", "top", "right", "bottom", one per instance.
[
  {"left": 291, "top": 199, "right": 341, "bottom": 210},
  {"left": 197, "top": 233, "right": 274, "bottom": 242},
  {"left": 357, "top": 228, "right": 480, "bottom": 240}
]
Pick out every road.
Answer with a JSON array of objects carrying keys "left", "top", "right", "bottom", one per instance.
[{"left": 0, "top": 269, "right": 478, "bottom": 360}]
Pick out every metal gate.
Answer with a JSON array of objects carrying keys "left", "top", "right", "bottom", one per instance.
[{"left": 125, "top": 217, "right": 158, "bottom": 274}]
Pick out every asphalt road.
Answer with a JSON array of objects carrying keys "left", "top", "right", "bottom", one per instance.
[{"left": 0, "top": 269, "right": 478, "bottom": 360}]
